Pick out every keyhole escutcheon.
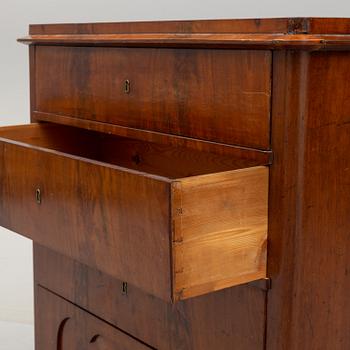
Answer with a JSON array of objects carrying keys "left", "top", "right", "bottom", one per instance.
[
  {"left": 36, "top": 188, "right": 42, "bottom": 204},
  {"left": 124, "top": 79, "right": 130, "bottom": 94}
]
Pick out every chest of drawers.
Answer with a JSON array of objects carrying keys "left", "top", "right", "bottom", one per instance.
[{"left": 2, "top": 17, "right": 350, "bottom": 349}]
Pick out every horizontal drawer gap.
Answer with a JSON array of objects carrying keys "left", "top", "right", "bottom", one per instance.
[{"left": 33, "top": 111, "right": 273, "bottom": 155}]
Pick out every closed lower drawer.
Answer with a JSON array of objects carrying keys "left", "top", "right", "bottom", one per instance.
[
  {"left": 35, "top": 286, "right": 152, "bottom": 350},
  {"left": 34, "top": 244, "right": 267, "bottom": 350},
  {"left": 0, "top": 123, "right": 268, "bottom": 301},
  {"left": 33, "top": 46, "right": 271, "bottom": 149}
]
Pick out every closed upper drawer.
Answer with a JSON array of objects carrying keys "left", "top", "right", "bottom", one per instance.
[
  {"left": 33, "top": 47, "right": 272, "bottom": 149},
  {"left": 0, "top": 123, "right": 268, "bottom": 301}
]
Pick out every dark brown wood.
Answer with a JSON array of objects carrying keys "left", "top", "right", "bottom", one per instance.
[
  {"left": 34, "top": 244, "right": 267, "bottom": 350},
  {"left": 309, "top": 17, "right": 350, "bottom": 34},
  {"left": 27, "top": 18, "right": 296, "bottom": 35},
  {"left": 27, "top": 18, "right": 350, "bottom": 36},
  {"left": 267, "top": 50, "right": 350, "bottom": 348},
  {"left": 35, "top": 285, "right": 153, "bottom": 349},
  {"left": 33, "top": 46, "right": 271, "bottom": 149}
]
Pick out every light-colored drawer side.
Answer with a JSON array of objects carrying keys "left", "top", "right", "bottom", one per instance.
[{"left": 172, "top": 166, "right": 268, "bottom": 300}]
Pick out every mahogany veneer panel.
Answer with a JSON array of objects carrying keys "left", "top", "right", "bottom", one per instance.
[
  {"left": 0, "top": 123, "right": 268, "bottom": 301},
  {"left": 34, "top": 46, "right": 272, "bottom": 149}
]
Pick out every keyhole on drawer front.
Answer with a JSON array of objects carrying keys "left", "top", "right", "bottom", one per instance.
[
  {"left": 124, "top": 79, "right": 130, "bottom": 94},
  {"left": 35, "top": 188, "right": 42, "bottom": 205},
  {"left": 122, "top": 282, "right": 128, "bottom": 295}
]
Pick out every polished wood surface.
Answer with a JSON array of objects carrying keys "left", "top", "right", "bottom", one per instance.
[
  {"left": 33, "top": 46, "right": 271, "bottom": 149},
  {"left": 26, "top": 18, "right": 350, "bottom": 35},
  {"left": 266, "top": 50, "right": 350, "bottom": 349},
  {"left": 0, "top": 123, "right": 270, "bottom": 177},
  {"left": 26, "top": 18, "right": 304, "bottom": 35},
  {"left": 0, "top": 123, "right": 268, "bottom": 301},
  {"left": 34, "top": 244, "right": 267, "bottom": 350},
  {"left": 17, "top": 33, "right": 350, "bottom": 50},
  {"left": 2, "top": 17, "right": 350, "bottom": 349},
  {"left": 0, "top": 124, "right": 172, "bottom": 301},
  {"left": 32, "top": 112, "right": 272, "bottom": 166},
  {"left": 172, "top": 166, "right": 268, "bottom": 300},
  {"left": 19, "top": 18, "right": 350, "bottom": 50},
  {"left": 35, "top": 286, "right": 152, "bottom": 349}
]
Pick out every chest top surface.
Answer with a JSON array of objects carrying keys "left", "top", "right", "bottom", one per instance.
[{"left": 18, "top": 17, "right": 350, "bottom": 49}]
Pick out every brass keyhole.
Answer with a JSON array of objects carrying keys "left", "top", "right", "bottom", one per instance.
[
  {"left": 124, "top": 79, "right": 130, "bottom": 94},
  {"left": 36, "top": 188, "right": 42, "bottom": 204}
]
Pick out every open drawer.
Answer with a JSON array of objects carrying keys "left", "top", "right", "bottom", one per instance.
[{"left": 0, "top": 123, "right": 268, "bottom": 301}]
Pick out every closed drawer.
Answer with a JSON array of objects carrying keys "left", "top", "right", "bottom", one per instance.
[
  {"left": 0, "top": 123, "right": 268, "bottom": 301},
  {"left": 34, "top": 46, "right": 271, "bottom": 149},
  {"left": 35, "top": 286, "right": 152, "bottom": 350},
  {"left": 35, "top": 244, "right": 267, "bottom": 350}
]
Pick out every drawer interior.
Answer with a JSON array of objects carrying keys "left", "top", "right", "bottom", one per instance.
[
  {"left": 0, "top": 122, "right": 266, "bottom": 179},
  {"left": 0, "top": 122, "right": 268, "bottom": 300}
]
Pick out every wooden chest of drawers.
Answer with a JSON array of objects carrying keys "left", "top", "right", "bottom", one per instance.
[{"left": 2, "top": 17, "right": 350, "bottom": 349}]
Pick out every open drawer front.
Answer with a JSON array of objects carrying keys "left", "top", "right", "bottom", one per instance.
[{"left": 0, "top": 123, "right": 268, "bottom": 301}]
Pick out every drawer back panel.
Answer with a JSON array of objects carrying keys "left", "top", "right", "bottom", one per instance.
[{"left": 34, "top": 46, "right": 272, "bottom": 149}]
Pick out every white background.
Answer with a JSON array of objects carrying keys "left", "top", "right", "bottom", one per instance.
[{"left": 1, "top": 1, "right": 350, "bottom": 349}]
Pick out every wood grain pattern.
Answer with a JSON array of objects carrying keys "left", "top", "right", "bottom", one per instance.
[
  {"left": 17, "top": 33, "right": 350, "bottom": 50},
  {"left": 267, "top": 50, "right": 350, "bottom": 349},
  {"left": 26, "top": 18, "right": 297, "bottom": 35},
  {"left": 35, "top": 285, "right": 152, "bottom": 350},
  {"left": 18, "top": 18, "right": 350, "bottom": 50},
  {"left": 34, "top": 244, "right": 267, "bottom": 350},
  {"left": 12, "top": 17, "right": 350, "bottom": 349},
  {"left": 0, "top": 123, "right": 269, "bottom": 178},
  {"left": 0, "top": 125, "right": 172, "bottom": 301},
  {"left": 32, "top": 112, "right": 273, "bottom": 166},
  {"left": 308, "top": 17, "right": 350, "bottom": 34},
  {"left": 172, "top": 167, "right": 268, "bottom": 300},
  {"left": 26, "top": 18, "right": 350, "bottom": 36},
  {"left": 0, "top": 123, "right": 268, "bottom": 301},
  {"left": 33, "top": 46, "right": 272, "bottom": 149}
]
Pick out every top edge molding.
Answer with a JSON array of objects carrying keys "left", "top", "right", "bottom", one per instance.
[
  {"left": 17, "top": 18, "right": 350, "bottom": 50},
  {"left": 26, "top": 18, "right": 350, "bottom": 36}
]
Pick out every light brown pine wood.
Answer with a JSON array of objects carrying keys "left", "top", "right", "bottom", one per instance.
[{"left": 172, "top": 166, "right": 268, "bottom": 300}]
